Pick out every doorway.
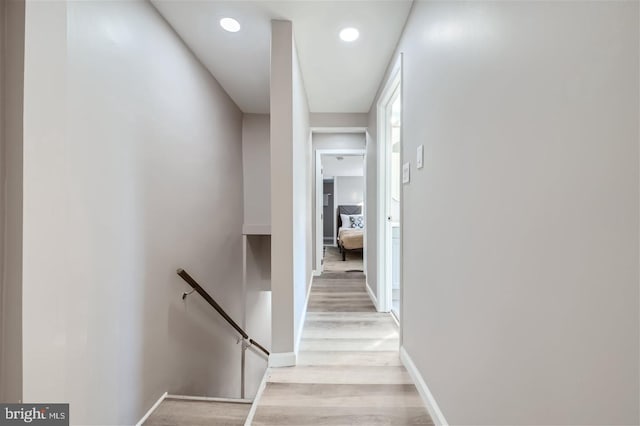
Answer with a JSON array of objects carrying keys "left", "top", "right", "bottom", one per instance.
[
  {"left": 314, "top": 148, "right": 367, "bottom": 275},
  {"left": 377, "top": 60, "right": 402, "bottom": 320}
]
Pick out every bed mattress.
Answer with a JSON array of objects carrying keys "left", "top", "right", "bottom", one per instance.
[{"left": 338, "top": 228, "right": 364, "bottom": 250}]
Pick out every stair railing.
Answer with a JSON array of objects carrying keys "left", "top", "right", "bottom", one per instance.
[{"left": 177, "top": 268, "right": 269, "bottom": 399}]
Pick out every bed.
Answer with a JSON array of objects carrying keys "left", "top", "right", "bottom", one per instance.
[{"left": 337, "top": 205, "right": 364, "bottom": 261}]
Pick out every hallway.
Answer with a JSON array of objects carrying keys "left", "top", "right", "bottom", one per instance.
[{"left": 251, "top": 271, "right": 432, "bottom": 425}]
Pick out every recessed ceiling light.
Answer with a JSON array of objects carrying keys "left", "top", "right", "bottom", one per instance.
[
  {"left": 339, "top": 27, "right": 359, "bottom": 42},
  {"left": 220, "top": 17, "right": 241, "bottom": 33}
]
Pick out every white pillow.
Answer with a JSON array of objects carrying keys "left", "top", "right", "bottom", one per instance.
[{"left": 340, "top": 214, "right": 352, "bottom": 229}]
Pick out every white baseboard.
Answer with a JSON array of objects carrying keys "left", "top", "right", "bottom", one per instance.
[
  {"left": 365, "top": 280, "right": 378, "bottom": 311},
  {"left": 166, "top": 394, "right": 252, "bottom": 404},
  {"left": 244, "top": 367, "right": 269, "bottom": 426},
  {"left": 294, "top": 274, "right": 314, "bottom": 354},
  {"left": 390, "top": 310, "right": 400, "bottom": 327},
  {"left": 399, "top": 346, "right": 448, "bottom": 426},
  {"left": 312, "top": 269, "right": 322, "bottom": 277},
  {"left": 136, "top": 391, "right": 167, "bottom": 426},
  {"left": 268, "top": 351, "right": 296, "bottom": 367}
]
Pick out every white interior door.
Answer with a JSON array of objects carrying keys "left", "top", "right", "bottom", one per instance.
[
  {"left": 315, "top": 152, "right": 324, "bottom": 274},
  {"left": 386, "top": 87, "right": 401, "bottom": 319}
]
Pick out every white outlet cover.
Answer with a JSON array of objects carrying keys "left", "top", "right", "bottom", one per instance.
[
  {"left": 403, "top": 162, "right": 410, "bottom": 184},
  {"left": 417, "top": 145, "right": 424, "bottom": 169}
]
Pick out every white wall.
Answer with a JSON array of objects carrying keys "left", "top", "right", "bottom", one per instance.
[
  {"left": 292, "top": 29, "right": 312, "bottom": 355},
  {"left": 335, "top": 176, "right": 364, "bottom": 207},
  {"left": 241, "top": 114, "right": 271, "bottom": 392},
  {"left": 313, "top": 133, "right": 366, "bottom": 152},
  {"left": 322, "top": 155, "right": 364, "bottom": 177},
  {"left": 369, "top": 1, "right": 640, "bottom": 424},
  {"left": 23, "top": 2, "right": 245, "bottom": 424},
  {"left": 244, "top": 234, "right": 271, "bottom": 398},
  {"left": 0, "top": 0, "right": 24, "bottom": 404},
  {"left": 242, "top": 114, "right": 270, "bottom": 227},
  {"left": 270, "top": 20, "right": 311, "bottom": 362},
  {"left": 310, "top": 113, "right": 368, "bottom": 129},
  {"left": 270, "top": 19, "right": 294, "bottom": 359}
]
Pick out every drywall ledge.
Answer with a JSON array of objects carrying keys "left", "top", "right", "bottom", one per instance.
[{"left": 242, "top": 224, "right": 271, "bottom": 235}]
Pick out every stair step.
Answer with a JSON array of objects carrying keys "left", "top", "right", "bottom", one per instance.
[{"left": 144, "top": 396, "right": 251, "bottom": 426}]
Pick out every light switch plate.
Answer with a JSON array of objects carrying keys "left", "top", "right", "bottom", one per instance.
[
  {"left": 403, "top": 162, "right": 410, "bottom": 184},
  {"left": 417, "top": 145, "right": 424, "bottom": 169}
]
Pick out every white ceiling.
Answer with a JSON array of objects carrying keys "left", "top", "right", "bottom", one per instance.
[
  {"left": 322, "top": 155, "right": 364, "bottom": 177},
  {"left": 151, "top": 1, "right": 413, "bottom": 113}
]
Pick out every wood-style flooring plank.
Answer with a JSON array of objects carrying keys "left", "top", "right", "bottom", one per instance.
[
  {"left": 296, "top": 350, "right": 402, "bottom": 366},
  {"left": 144, "top": 399, "right": 250, "bottom": 426},
  {"left": 258, "top": 382, "right": 427, "bottom": 407},
  {"left": 267, "top": 365, "right": 412, "bottom": 384},
  {"left": 305, "top": 312, "right": 394, "bottom": 321},
  {"left": 299, "top": 337, "right": 399, "bottom": 352},
  {"left": 252, "top": 406, "right": 433, "bottom": 425}
]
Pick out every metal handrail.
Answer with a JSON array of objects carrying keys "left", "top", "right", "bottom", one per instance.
[{"left": 176, "top": 268, "right": 270, "bottom": 356}]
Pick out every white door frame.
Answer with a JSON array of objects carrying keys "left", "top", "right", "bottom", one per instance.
[
  {"left": 314, "top": 147, "right": 367, "bottom": 276},
  {"left": 376, "top": 57, "right": 402, "bottom": 314}
]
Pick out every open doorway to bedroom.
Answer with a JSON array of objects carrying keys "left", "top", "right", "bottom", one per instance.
[
  {"left": 321, "top": 154, "right": 365, "bottom": 273},
  {"left": 313, "top": 138, "right": 367, "bottom": 276}
]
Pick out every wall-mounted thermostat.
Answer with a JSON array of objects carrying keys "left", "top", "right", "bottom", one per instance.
[
  {"left": 403, "top": 162, "right": 410, "bottom": 184},
  {"left": 417, "top": 145, "right": 424, "bottom": 169}
]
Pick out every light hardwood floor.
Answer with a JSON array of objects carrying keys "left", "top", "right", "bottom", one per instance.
[
  {"left": 323, "top": 246, "right": 364, "bottom": 273},
  {"left": 251, "top": 271, "right": 432, "bottom": 425}
]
